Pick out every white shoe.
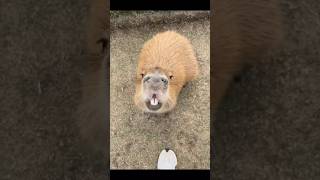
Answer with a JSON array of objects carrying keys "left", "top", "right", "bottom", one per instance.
[{"left": 157, "top": 149, "right": 177, "bottom": 170}]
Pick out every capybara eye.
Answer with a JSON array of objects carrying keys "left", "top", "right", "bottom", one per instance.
[
  {"left": 169, "top": 75, "right": 174, "bottom": 80},
  {"left": 96, "top": 37, "right": 108, "bottom": 53},
  {"left": 141, "top": 73, "right": 144, "bottom": 78}
]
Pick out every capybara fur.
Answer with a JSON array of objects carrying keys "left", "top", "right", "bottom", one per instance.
[
  {"left": 212, "top": 0, "right": 283, "bottom": 109},
  {"left": 134, "top": 31, "right": 199, "bottom": 113}
]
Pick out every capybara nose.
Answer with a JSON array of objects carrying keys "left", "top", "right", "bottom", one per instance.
[
  {"left": 143, "top": 75, "right": 168, "bottom": 86},
  {"left": 150, "top": 77, "right": 162, "bottom": 90},
  {"left": 151, "top": 76, "right": 161, "bottom": 83}
]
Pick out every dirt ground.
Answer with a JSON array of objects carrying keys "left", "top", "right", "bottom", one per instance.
[
  {"left": 110, "top": 11, "right": 210, "bottom": 169},
  {"left": 0, "top": 0, "right": 320, "bottom": 179}
]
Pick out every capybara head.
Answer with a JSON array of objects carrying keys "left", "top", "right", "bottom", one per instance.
[{"left": 134, "top": 66, "right": 183, "bottom": 113}]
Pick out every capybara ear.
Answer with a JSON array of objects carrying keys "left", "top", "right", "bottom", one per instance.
[{"left": 86, "top": 0, "right": 108, "bottom": 64}]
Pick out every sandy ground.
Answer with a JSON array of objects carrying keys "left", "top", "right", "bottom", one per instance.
[{"left": 110, "top": 11, "right": 210, "bottom": 169}]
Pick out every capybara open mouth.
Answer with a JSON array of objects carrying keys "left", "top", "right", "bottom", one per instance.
[{"left": 146, "top": 94, "right": 162, "bottom": 111}]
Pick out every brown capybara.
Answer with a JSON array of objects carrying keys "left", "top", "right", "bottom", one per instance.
[
  {"left": 212, "top": 0, "right": 283, "bottom": 109},
  {"left": 134, "top": 31, "right": 199, "bottom": 113},
  {"left": 78, "top": 0, "right": 109, "bottom": 160}
]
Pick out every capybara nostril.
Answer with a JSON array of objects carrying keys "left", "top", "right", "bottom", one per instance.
[
  {"left": 161, "top": 78, "right": 168, "bottom": 85},
  {"left": 143, "top": 76, "right": 151, "bottom": 83}
]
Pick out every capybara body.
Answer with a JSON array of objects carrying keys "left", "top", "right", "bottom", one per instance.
[
  {"left": 78, "top": 0, "right": 109, "bottom": 163},
  {"left": 212, "top": 0, "right": 283, "bottom": 108},
  {"left": 134, "top": 31, "right": 199, "bottom": 113}
]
